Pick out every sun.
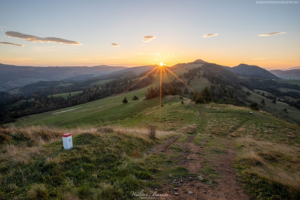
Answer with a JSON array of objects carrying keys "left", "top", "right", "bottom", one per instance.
[{"left": 159, "top": 62, "right": 164, "bottom": 67}]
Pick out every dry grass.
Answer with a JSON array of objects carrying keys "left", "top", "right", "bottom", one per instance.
[
  {"left": 179, "top": 124, "right": 197, "bottom": 134},
  {"left": 0, "top": 125, "right": 178, "bottom": 166},
  {"left": 236, "top": 136, "right": 300, "bottom": 190},
  {"left": 27, "top": 184, "right": 48, "bottom": 200}
]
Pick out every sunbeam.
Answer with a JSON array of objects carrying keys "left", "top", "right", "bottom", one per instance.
[
  {"left": 165, "top": 67, "right": 195, "bottom": 92},
  {"left": 159, "top": 67, "right": 162, "bottom": 123},
  {"left": 117, "top": 66, "right": 158, "bottom": 98}
]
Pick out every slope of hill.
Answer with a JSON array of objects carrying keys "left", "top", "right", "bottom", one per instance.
[
  {"left": 224, "top": 64, "right": 279, "bottom": 79},
  {"left": 1, "top": 99, "right": 299, "bottom": 199},
  {"left": 1, "top": 61, "right": 300, "bottom": 199},
  {"left": 0, "top": 64, "right": 127, "bottom": 90},
  {"left": 107, "top": 65, "right": 157, "bottom": 77},
  {"left": 3, "top": 61, "right": 300, "bottom": 125},
  {"left": 270, "top": 69, "right": 300, "bottom": 79}
]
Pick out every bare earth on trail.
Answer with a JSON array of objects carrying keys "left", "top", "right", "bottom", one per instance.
[
  {"left": 152, "top": 134, "right": 250, "bottom": 200},
  {"left": 147, "top": 103, "right": 250, "bottom": 200}
]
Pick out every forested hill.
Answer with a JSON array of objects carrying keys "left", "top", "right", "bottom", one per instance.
[
  {"left": 223, "top": 64, "right": 279, "bottom": 79},
  {"left": 270, "top": 69, "right": 300, "bottom": 79},
  {"left": 0, "top": 64, "right": 126, "bottom": 90}
]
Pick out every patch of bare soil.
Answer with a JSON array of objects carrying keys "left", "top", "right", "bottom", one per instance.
[
  {"left": 147, "top": 135, "right": 182, "bottom": 155},
  {"left": 157, "top": 136, "right": 250, "bottom": 200}
]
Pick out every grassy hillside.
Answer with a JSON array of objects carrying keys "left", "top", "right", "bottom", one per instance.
[
  {"left": 11, "top": 64, "right": 208, "bottom": 129},
  {"left": 244, "top": 88, "right": 300, "bottom": 125},
  {"left": 1, "top": 102, "right": 299, "bottom": 199},
  {"left": 49, "top": 91, "right": 83, "bottom": 99},
  {"left": 1, "top": 63, "right": 300, "bottom": 199},
  {"left": 276, "top": 79, "right": 300, "bottom": 86}
]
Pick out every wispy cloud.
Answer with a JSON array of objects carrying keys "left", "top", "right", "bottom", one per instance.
[
  {"left": 259, "top": 32, "right": 285, "bottom": 36},
  {"left": 111, "top": 43, "right": 120, "bottom": 47},
  {"left": 0, "top": 42, "right": 24, "bottom": 47},
  {"left": 143, "top": 36, "right": 155, "bottom": 42},
  {"left": 5, "top": 31, "right": 81, "bottom": 45},
  {"left": 203, "top": 33, "right": 218, "bottom": 38}
]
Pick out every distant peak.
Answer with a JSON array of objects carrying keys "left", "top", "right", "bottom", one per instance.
[{"left": 191, "top": 59, "right": 208, "bottom": 64}]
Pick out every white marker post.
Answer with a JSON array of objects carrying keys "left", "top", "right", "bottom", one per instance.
[{"left": 62, "top": 133, "right": 73, "bottom": 149}]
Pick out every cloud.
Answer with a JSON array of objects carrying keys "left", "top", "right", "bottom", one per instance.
[
  {"left": 143, "top": 36, "right": 155, "bottom": 42},
  {"left": 203, "top": 33, "right": 218, "bottom": 38},
  {"left": 0, "top": 42, "right": 24, "bottom": 47},
  {"left": 5, "top": 31, "right": 81, "bottom": 45},
  {"left": 111, "top": 43, "right": 120, "bottom": 47},
  {"left": 259, "top": 32, "right": 285, "bottom": 36}
]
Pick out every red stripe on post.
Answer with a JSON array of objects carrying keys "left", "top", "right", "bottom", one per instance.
[{"left": 62, "top": 133, "right": 72, "bottom": 137}]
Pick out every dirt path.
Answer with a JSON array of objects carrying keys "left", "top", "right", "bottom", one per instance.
[
  {"left": 147, "top": 135, "right": 182, "bottom": 155},
  {"left": 150, "top": 102, "right": 250, "bottom": 200}
]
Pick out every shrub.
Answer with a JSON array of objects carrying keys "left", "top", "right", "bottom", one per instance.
[
  {"left": 195, "top": 95, "right": 206, "bottom": 104},
  {"left": 250, "top": 102, "right": 259, "bottom": 111},
  {"left": 0, "top": 133, "right": 11, "bottom": 143},
  {"left": 132, "top": 96, "right": 139, "bottom": 100},
  {"left": 122, "top": 97, "right": 128, "bottom": 104}
]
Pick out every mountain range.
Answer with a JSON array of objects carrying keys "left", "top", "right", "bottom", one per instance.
[
  {"left": 223, "top": 64, "right": 279, "bottom": 79},
  {"left": 0, "top": 61, "right": 283, "bottom": 91},
  {"left": 270, "top": 69, "right": 300, "bottom": 79},
  {"left": 0, "top": 64, "right": 156, "bottom": 91}
]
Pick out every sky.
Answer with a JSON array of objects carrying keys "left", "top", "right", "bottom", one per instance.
[{"left": 0, "top": 0, "right": 299, "bottom": 69}]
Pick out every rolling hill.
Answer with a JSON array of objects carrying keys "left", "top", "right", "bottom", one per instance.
[
  {"left": 270, "top": 69, "right": 300, "bottom": 79},
  {"left": 224, "top": 64, "right": 279, "bottom": 79},
  {"left": 2, "top": 60, "right": 300, "bottom": 125},
  {"left": 1, "top": 61, "right": 300, "bottom": 199}
]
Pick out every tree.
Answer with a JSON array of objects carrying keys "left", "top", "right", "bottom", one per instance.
[
  {"left": 201, "top": 87, "right": 212, "bottom": 102},
  {"left": 132, "top": 96, "right": 139, "bottom": 100},
  {"left": 195, "top": 95, "right": 206, "bottom": 104},
  {"left": 250, "top": 102, "right": 259, "bottom": 111},
  {"left": 272, "top": 97, "right": 276, "bottom": 104},
  {"left": 261, "top": 99, "right": 265, "bottom": 105},
  {"left": 181, "top": 101, "right": 184, "bottom": 104},
  {"left": 184, "top": 88, "right": 189, "bottom": 95},
  {"left": 283, "top": 108, "right": 288, "bottom": 113},
  {"left": 122, "top": 97, "right": 128, "bottom": 104}
]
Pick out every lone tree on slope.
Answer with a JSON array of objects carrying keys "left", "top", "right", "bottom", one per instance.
[
  {"left": 122, "top": 97, "right": 128, "bottom": 104},
  {"left": 132, "top": 96, "right": 139, "bottom": 100},
  {"left": 250, "top": 102, "right": 259, "bottom": 111}
]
